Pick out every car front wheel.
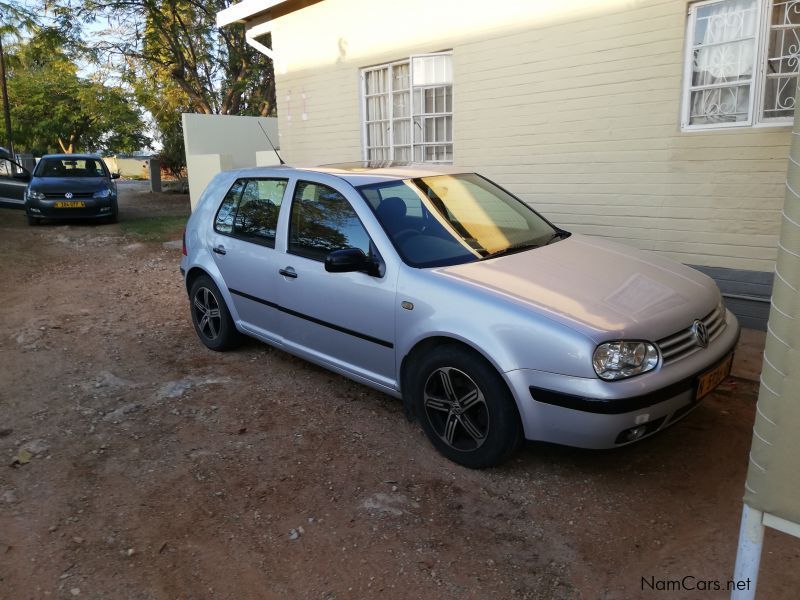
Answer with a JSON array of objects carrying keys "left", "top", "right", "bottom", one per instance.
[
  {"left": 411, "top": 345, "right": 522, "bottom": 468},
  {"left": 189, "top": 275, "right": 241, "bottom": 351}
]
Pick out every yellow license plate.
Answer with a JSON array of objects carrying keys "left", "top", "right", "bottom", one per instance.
[
  {"left": 696, "top": 353, "right": 734, "bottom": 400},
  {"left": 55, "top": 201, "right": 85, "bottom": 208}
]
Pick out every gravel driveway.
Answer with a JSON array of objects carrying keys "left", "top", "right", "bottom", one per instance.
[{"left": 1, "top": 181, "right": 797, "bottom": 599}]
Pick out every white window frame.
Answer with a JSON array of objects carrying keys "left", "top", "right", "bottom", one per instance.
[
  {"left": 361, "top": 59, "right": 407, "bottom": 162},
  {"left": 682, "top": 0, "right": 799, "bottom": 131},
  {"left": 360, "top": 51, "right": 453, "bottom": 163}
]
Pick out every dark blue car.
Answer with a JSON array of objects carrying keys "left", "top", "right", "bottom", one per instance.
[{"left": 25, "top": 154, "right": 120, "bottom": 225}]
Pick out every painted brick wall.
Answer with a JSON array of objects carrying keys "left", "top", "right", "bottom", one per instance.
[{"left": 271, "top": 0, "right": 790, "bottom": 275}]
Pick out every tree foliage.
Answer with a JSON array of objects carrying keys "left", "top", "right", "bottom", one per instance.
[
  {"left": 54, "top": 0, "right": 277, "bottom": 118},
  {"left": 0, "top": 1, "right": 34, "bottom": 31},
  {"left": 6, "top": 30, "right": 149, "bottom": 154}
]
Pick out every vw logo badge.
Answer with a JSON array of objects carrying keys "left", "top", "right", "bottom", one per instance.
[
  {"left": 65, "top": 192, "right": 73, "bottom": 199},
  {"left": 691, "top": 319, "right": 709, "bottom": 348}
]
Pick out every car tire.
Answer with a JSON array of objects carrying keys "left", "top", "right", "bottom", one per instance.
[
  {"left": 26, "top": 215, "right": 40, "bottom": 226},
  {"left": 189, "top": 275, "right": 242, "bottom": 351},
  {"left": 411, "top": 344, "right": 523, "bottom": 468},
  {"left": 107, "top": 211, "right": 118, "bottom": 224}
]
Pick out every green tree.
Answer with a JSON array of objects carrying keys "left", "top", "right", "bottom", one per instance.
[
  {"left": 0, "top": 0, "right": 36, "bottom": 154},
  {"left": 6, "top": 30, "right": 149, "bottom": 154},
  {"left": 48, "top": 0, "right": 277, "bottom": 177},
  {"left": 54, "top": 0, "right": 276, "bottom": 117},
  {"left": 155, "top": 112, "right": 187, "bottom": 183}
]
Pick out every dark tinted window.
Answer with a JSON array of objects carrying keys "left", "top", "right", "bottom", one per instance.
[
  {"left": 233, "top": 179, "right": 287, "bottom": 246},
  {"left": 288, "top": 181, "right": 370, "bottom": 261},
  {"left": 35, "top": 157, "right": 107, "bottom": 178}
]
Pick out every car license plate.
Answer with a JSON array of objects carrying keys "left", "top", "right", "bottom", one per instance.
[
  {"left": 696, "top": 353, "right": 734, "bottom": 400},
  {"left": 55, "top": 201, "right": 86, "bottom": 208}
]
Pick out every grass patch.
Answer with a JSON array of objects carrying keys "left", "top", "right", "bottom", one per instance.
[{"left": 121, "top": 215, "right": 187, "bottom": 242}]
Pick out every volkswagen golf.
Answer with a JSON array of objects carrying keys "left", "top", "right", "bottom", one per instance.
[{"left": 180, "top": 164, "right": 739, "bottom": 468}]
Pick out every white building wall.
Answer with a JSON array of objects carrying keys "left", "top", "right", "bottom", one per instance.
[{"left": 270, "top": 0, "right": 790, "bottom": 272}]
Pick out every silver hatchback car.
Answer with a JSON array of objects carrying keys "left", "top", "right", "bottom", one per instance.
[{"left": 181, "top": 164, "right": 739, "bottom": 468}]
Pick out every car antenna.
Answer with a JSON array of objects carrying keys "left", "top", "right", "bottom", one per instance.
[{"left": 258, "top": 121, "right": 285, "bottom": 165}]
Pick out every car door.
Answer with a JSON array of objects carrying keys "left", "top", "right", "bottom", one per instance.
[
  {"left": 275, "top": 178, "right": 397, "bottom": 388},
  {"left": 208, "top": 176, "right": 289, "bottom": 344},
  {"left": 0, "top": 156, "right": 29, "bottom": 207}
]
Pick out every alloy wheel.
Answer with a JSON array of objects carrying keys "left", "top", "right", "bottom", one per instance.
[
  {"left": 423, "top": 367, "right": 489, "bottom": 451},
  {"left": 193, "top": 286, "right": 222, "bottom": 341}
]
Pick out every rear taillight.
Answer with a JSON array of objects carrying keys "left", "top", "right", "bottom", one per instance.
[{"left": 182, "top": 228, "right": 187, "bottom": 256}]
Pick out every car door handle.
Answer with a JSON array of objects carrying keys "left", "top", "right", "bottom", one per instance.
[
  {"left": 212, "top": 245, "right": 226, "bottom": 255},
  {"left": 279, "top": 267, "right": 298, "bottom": 279}
]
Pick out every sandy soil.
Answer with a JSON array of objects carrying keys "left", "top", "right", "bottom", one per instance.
[{"left": 1, "top": 181, "right": 798, "bottom": 599}]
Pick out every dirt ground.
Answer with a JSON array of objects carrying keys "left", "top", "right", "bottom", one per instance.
[{"left": 1, "top": 181, "right": 799, "bottom": 600}]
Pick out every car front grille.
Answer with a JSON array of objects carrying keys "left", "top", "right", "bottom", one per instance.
[
  {"left": 657, "top": 306, "right": 727, "bottom": 364},
  {"left": 44, "top": 192, "right": 94, "bottom": 199}
]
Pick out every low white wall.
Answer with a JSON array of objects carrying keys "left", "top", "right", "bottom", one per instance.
[
  {"left": 103, "top": 157, "right": 150, "bottom": 178},
  {"left": 182, "top": 114, "right": 281, "bottom": 208},
  {"left": 186, "top": 154, "right": 234, "bottom": 209}
]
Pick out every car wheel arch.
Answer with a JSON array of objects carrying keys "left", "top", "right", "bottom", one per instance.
[
  {"left": 185, "top": 266, "right": 210, "bottom": 295},
  {"left": 399, "top": 336, "right": 520, "bottom": 425}
]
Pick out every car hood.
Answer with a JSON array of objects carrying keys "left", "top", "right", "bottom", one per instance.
[
  {"left": 30, "top": 177, "right": 111, "bottom": 193},
  {"left": 435, "top": 234, "right": 719, "bottom": 342}
]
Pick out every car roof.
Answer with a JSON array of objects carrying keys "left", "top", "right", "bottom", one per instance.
[{"left": 229, "top": 162, "right": 469, "bottom": 187}]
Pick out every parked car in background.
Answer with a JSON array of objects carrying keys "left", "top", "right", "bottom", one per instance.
[
  {"left": 0, "top": 150, "right": 31, "bottom": 208},
  {"left": 181, "top": 164, "right": 740, "bottom": 468},
  {"left": 25, "top": 154, "right": 120, "bottom": 225}
]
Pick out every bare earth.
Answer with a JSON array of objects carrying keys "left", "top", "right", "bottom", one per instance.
[{"left": 1, "top": 181, "right": 798, "bottom": 600}]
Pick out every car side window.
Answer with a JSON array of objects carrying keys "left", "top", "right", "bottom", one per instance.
[
  {"left": 214, "top": 180, "right": 245, "bottom": 235},
  {"left": 0, "top": 157, "right": 22, "bottom": 179},
  {"left": 233, "top": 179, "right": 288, "bottom": 246},
  {"left": 214, "top": 178, "right": 288, "bottom": 246},
  {"left": 288, "top": 181, "right": 371, "bottom": 262}
]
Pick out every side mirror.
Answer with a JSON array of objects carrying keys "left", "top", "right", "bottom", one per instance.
[
  {"left": 111, "top": 172, "right": 121, "bottom": 180},
  {"left": 325, "top": 248, "right": 379, "bottom": 275}
]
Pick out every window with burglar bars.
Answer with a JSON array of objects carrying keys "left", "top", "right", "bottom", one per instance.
[
  {"left": 682, "top": 0, "right": 800, "bottom": 129},
  {"left": 362, "top": 52, "right": 453, "bottom": 163}
]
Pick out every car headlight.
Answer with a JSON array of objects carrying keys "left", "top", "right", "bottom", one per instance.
[
  {"left": 592, "top": 341, "right": 659, "bottom": 381},
  {"left": 26, "top": 189, "right": 45, "bottom": 201},
  {"left": 93, "top": 188, "right": 112, "bottom": 199}
]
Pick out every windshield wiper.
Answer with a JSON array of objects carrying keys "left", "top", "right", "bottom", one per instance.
[
  {"left": 544, "top": 230, "right": 570, "bottom": 245},
  {"left": 485, "top": 242, "right": 540, "bottom": 259}
]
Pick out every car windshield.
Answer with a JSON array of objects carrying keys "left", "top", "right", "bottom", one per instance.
[
  {"left": 358, "top": 173, "right": 563, "bottom": 268},
  {"left": 34, "top": 158, "right": 107, "bottom": 178}
]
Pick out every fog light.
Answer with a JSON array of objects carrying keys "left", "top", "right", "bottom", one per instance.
[
  {"left": 100, "top": 206, "right": 111, "bottom": 212},
  {"left": 29, "top": 207, "right": 41, "bottom": 214},
  {"left": 624, "top": 426, "right": 647, "bottom": 442},
  {"left": 614, "top": 417, "right": 666, "bottom": 444}
]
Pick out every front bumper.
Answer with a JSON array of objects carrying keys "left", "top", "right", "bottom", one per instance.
[
  {"left": 505, "top": 309, "right": 740, "bottom": 449},
  {"left": 26, "top": 197, "right": 116, "bottom": 220}
]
